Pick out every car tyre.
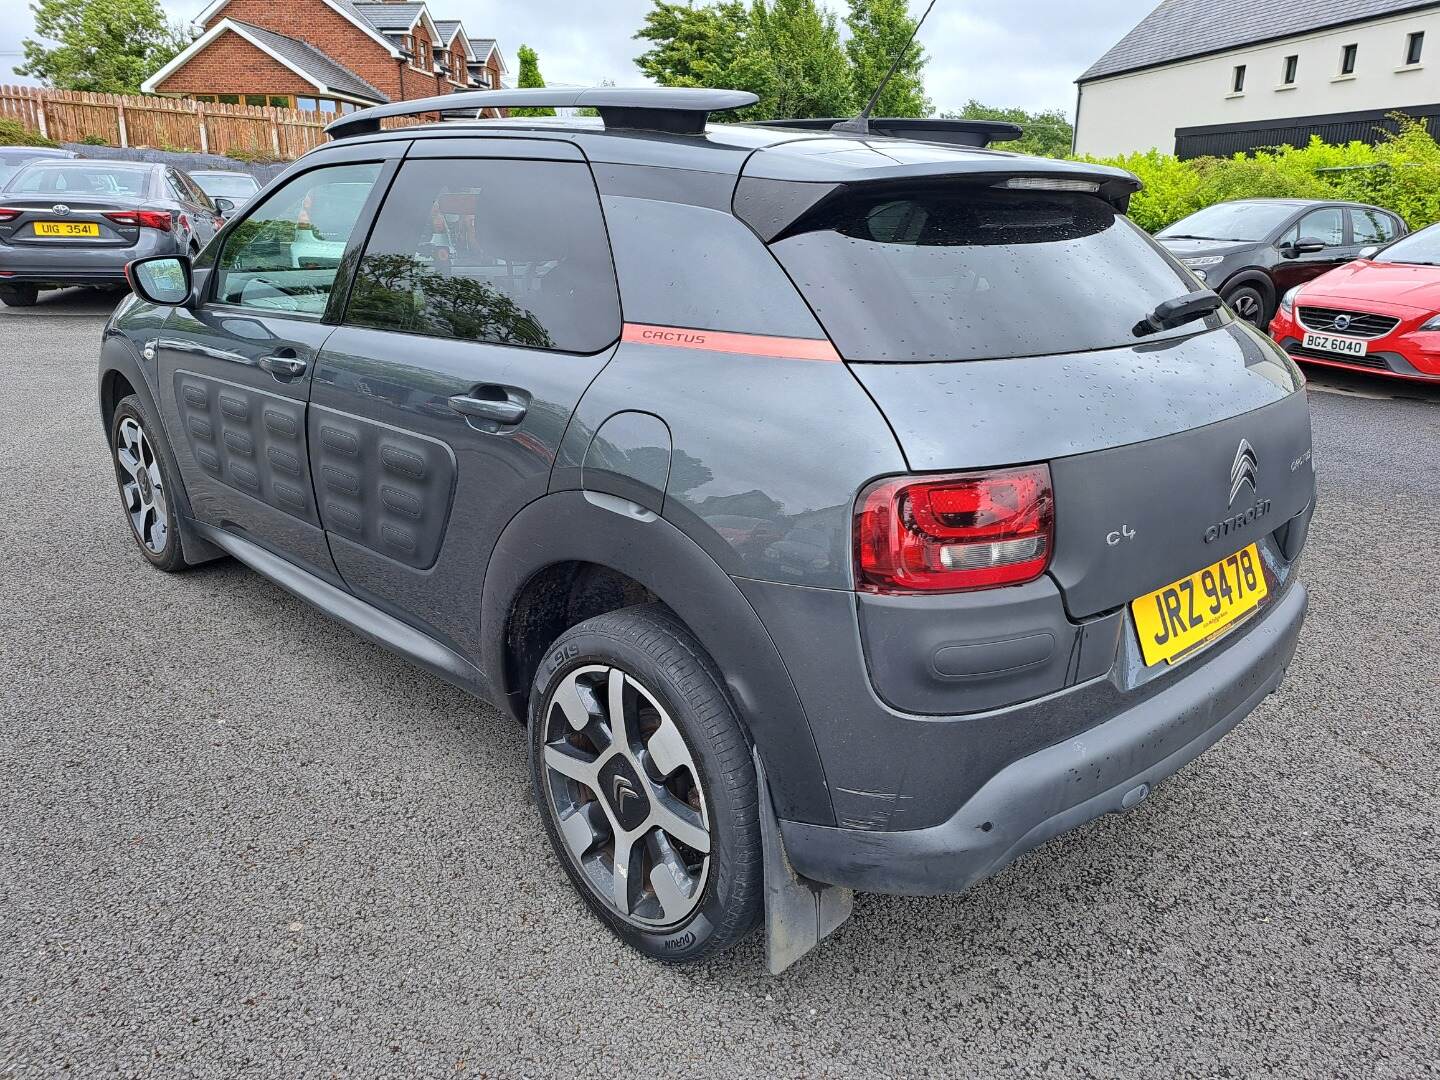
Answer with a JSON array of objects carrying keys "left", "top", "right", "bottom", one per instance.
[
  {"left": 1224, "top": 284, "right": 1268, "bottom": 327},
  {"left": 529, "top": 603, "right": 762, "bottom": 964},
  {"left": 110, "top": 394, "right": 189, "bottom": 572},
  {"left": 0, "top": 284, "right": 39, "bottom": 307}
]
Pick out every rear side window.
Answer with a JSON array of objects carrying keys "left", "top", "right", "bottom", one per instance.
[
  {"left": 345, "top": 158, "right": 620, "bottom": 354},
  {"left": 769, "top": 187, "right": 1196, "bottom": 363},
  {"left": 1350, "top": 208, "right": 1396, "bottom": 244}
]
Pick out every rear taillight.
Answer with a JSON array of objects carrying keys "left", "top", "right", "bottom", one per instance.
[
  {"left": 855, "top": 465, "right": 1054, "bottom": 593},
  {"left": 0, "top": 208, "right": 20, "bottom": 223},
  {"left": 104, "top": 210, "right": 173, "bottom": 231}
]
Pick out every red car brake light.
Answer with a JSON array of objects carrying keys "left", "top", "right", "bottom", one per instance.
[
  {"left": 104, "top": 210, "right": 173, "bottom": 231},
  {"left": 0, "top": 208, "right": 20, "bottom": 223},
  {"left": 855, "top": 465, "right": 1054, "bottom": 593}
]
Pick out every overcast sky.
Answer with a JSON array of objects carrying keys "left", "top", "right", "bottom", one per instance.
[{"left": 0, "top": 0, "right": 1155, "bottom": 117}]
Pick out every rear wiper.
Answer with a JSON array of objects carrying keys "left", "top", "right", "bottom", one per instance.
[{"left": 1133, "top": 290, "right": 1224, "bottom": 337}]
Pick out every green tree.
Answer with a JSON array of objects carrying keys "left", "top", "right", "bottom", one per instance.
[
  {"left": 943, "top": 100, "right": 1075, "bottom": 158},
  {"left": 510, "top": 44, "right": 555, "bottom": 117},
  {"left": 749, "top": 0, "right": 855, "bottom": 118},
  {"left": 845, "top": 0, "right": 930, "bottom": 118},
  {"left": 16, "top": 0, "right": 194, "bottom": 94},
  {"left": 634, "top": 0, "right": 854, "bottom": 120}
]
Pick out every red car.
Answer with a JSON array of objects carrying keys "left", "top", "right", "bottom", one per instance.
[{"left": 1269, "top": 223, "right": 1440, "bottom": 381}]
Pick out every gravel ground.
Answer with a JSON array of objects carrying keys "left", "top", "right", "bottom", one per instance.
[{"left": 2, "top": 290, "right": 1437, "bottom": 1079}]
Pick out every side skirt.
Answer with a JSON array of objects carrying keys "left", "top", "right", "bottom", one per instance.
[{"left": 190, "top": 518, "right": 491, "bottom": 701}]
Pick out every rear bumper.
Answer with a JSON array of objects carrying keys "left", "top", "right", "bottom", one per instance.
[
  {"left": 0, "top": 232, "right": 175, "bottom": 287},
  {"left": 779, "top": 579, "right": 1307, "bottom": 895}
]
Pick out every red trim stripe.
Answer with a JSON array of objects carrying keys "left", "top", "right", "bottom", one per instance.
[{"left": 622, "top": 323, "right": 840, "bottom": 362}]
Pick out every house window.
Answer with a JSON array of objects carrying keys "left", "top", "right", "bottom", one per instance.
[
  {"left": 1231, "top": 65, "right": 1246, "bottom": 93},
  {"left": 1406, "top": 31, "right": 1425, "bottom": 65},
  {"left": 1282, "top": 55, "right": 1298, "bottom": 84},
  {"left": 1340, "top": 43, "right": 1358, "bottom": 74},
  {"left": 217, "top": 94, "right": 240, "bottom": 105},
  {"left": 297, "top": 96, "right": 320, "bottom": 112},
  {"left": 269, "top": 95, "right": 291, "bottom": 108},
  {"left": 244, "top": 94, "right": 267, "bottom": 107}
]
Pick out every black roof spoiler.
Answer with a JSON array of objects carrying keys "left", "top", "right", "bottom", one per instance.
[
  {"left": 326, "top": 87, "right": 758, "bottom": 140},
  {"left": 750, "top": 117, "right": 1024, "bottom": 148}
]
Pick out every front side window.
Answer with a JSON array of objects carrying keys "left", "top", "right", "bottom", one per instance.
[
  {"left": 1294, "top": 208, "right": 1344, "bottom": 247},
  {"left": 214, "top": 162, "right": 381, "bottom": 315},
  {"left": 1350, "top": 208, "right": 1397, "bottom": 245},
  {"left": 1341, "top": 43, "right": 1358, "bottom": 74},
  {"left": 345, "top": 158, "right": 620, "bottom": 353},
  {"left": 769, "top": 186, "right": 1198, "bottom": 362}
]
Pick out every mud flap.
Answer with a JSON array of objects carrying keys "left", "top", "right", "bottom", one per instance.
[{"left": 754, "top": 750, "right": 853, "bottom": 975}]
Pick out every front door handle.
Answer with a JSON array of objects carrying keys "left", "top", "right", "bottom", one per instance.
[
  {"left": 258, "top": 352, "right": 307, "bottom": 378},
  {"left": 448, "top": 388, "right": 528, "bottom": 426}
]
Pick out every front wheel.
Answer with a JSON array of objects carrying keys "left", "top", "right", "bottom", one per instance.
[
  {"left": 529, "top": 605, "right": 762, "bottom": 963},
  {"left": 1225, "top": 284, "right": 1269, "bottom": 327},
  {"left": 110, "top": 395, "right": 187, "bottom": 571}
]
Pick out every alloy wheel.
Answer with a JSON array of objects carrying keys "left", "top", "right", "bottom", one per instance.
[
  {"left": 1231, "top": 293, "right": 1263, "bottom": 324},
  {"left": 115, "top": 416, "right": 169, "bottom": 555},
  {"left": 539, "top": 664, "right": 711, "bottom": 929}
]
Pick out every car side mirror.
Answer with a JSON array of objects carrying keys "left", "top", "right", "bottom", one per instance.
[
  {"left": 1358, "top": 245, "right": 1380, "bottom": 259},
  {"left": 213, "top": 197, "right": 236, "bottom": 216},
  {"left": 126, "top": 254, "right": 193, "bottom": 306},
  {"left": 1286, "top": 237, "right": 1328, "bottom": 256}
]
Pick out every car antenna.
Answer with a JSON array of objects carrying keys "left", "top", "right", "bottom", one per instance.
[{"left": 830, "top": 0, "right": 938, "bottom": 136}]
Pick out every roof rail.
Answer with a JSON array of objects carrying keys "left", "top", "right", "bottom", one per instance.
[
  {"left": 750, "top": 117, "right": 1024, "bottom": 149},
  {"left": 326, "top": 87, "right": 759, "bottom": 140}
]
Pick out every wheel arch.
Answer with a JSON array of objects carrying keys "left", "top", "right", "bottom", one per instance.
[
  {"left": 481, "top": 490, "right": 835, "bottom": 826},
  {"left": 99, "top": 334, "right": 224, "bottom": 564},
  {"left": 1219, "top": 270, "right": 1277, "bottom": 311}
]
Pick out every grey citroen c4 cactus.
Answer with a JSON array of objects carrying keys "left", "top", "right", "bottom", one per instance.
[{"left": 99, "top": 88, "right": 1313, "bottom": 971}]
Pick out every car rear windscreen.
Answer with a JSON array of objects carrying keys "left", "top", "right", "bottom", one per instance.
[
  {"left": 6, "top": 165, "right": 148, "bottom": 197},
  {"left": 768, "top": 187, "right": 1201, "bottom": 363}
]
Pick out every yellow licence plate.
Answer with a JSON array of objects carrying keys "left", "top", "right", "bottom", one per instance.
[
  {"left": 34, "top": 221, "right": 99, "bottom": 237},
  {"left": 1131, "top": 543, "right": 1268, "bottom": 666}
]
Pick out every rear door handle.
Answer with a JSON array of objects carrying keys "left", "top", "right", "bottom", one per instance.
[
  {"left": 258, "top": 352, "right": 307, "bottom": 378},
  {"left": 448, "top": 387, "right": 528, "bottom": 426}
]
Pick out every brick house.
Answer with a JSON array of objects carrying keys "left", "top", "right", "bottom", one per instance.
[{"left": 141, "top": 0, "right": 508, "bottom": 115}]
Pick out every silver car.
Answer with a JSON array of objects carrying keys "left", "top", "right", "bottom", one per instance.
[
  {"left": 0, "top": 161, "right": 225, "bottom": 307},
  {"left": 187, "top": 170, "right": 262, "bottom": 213}
]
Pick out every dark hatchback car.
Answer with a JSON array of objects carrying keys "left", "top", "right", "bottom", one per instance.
[
  {"left": 0, "top": 160, "right": 226, "bottom": 306},
  {"left": 1156, "top": 198, "right": 1406, "bottom": 326},
  {"left": 99, "top": 88, "right": 1315, "bottom": 972}
]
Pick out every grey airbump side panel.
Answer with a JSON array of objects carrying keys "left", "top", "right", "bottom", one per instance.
[
  {"left": 308, "top": 404, "right": 457, "bottom": 571},
  {"left": 173, "top": 369, "right": 318, "bottom": 524}
]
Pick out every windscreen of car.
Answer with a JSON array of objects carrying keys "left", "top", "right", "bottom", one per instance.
[
  {"left": 0, "top": 152, "right": 57, "bottom": 189},
  {"left": 768, "top": 187, "right": 1200, "bottom": 363},
  {"left": 1371, "top": 224, "right": 1440, "bottom": 266},
  {"left": 5, "top": 164, "right": 149, "bottom": 197},
  {"left": 194, "top": 173, "right": 260, "bottom": 199},
  {"left": 1156, "top": 201, "right": 1299, "bottom": 242}
]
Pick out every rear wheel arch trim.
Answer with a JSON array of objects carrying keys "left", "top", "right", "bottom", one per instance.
[{"left": 480, "top": 489, "right": 836, "bottom": 826}]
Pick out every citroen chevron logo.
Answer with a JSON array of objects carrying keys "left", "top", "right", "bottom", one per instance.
[
  {"left": 611, "top": 773, "right": 641, "bottom": 811},
  {"left": 1229, "top": 439, "right": 1259, "bottom": 506}
]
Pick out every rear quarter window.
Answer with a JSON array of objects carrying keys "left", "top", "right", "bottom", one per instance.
[{"left": 769, "top": 187, "right": 1201, "bottom": 362}]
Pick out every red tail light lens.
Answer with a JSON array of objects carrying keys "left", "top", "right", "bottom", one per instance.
[
  {"left": 104, "top": 210, "right": 173, "bottom": 231},
  {"left": 0, "top": 208, "right": 20, "bottom": 223},
  {"left": 855, "top": 465, "right": 1054, "bottom": 593}
]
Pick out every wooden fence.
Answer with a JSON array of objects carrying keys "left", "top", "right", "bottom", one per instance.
[{"left": 0, "top": 86, "right": 342, "bottom": 159}]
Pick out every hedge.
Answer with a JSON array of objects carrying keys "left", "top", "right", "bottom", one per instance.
[{"left": 1081, "top": 116, "right": 1440, "bottom": 233}]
